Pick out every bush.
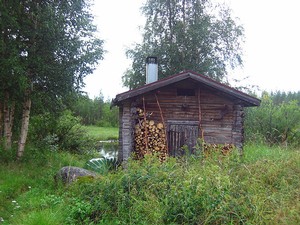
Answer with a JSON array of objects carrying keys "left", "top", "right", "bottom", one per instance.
[
  {"left": 245, "top": 93, "right": 300, "bottom": 147},
  {"left": 29, "top": 110, "right": 97, "bottom": 154}
]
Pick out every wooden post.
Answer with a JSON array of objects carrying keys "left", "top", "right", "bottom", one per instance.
[
  {"left": 197, "top": 88, "right": 204, "bottom": 140},
  {"left": 155, "top": 93, "right": 168, "bottom": 154},
  {"left": 142, "top": 96, "right": 149, "bottom": 154}
]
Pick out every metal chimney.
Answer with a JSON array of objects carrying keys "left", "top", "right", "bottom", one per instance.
[{"left": 146, "top": 56, "right": 158, "bottom": 84}]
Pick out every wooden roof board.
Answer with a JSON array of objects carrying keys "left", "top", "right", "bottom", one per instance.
[{"left": 113, "top": 70, "right": 260, "bottom": 107}]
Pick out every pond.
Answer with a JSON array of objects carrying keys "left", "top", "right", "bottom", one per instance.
[{"left": 97, "top": 140, "right": 118, "bottom": 159}]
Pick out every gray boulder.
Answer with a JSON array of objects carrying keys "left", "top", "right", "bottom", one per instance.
[{"left": 55, "top": 166, "right": 97, "bottom": 185}]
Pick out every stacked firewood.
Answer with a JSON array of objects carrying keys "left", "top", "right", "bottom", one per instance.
[{"left": 134, "top": 108, "right": 168, "bottom": 162}]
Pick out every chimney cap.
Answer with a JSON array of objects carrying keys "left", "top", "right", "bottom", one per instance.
[{"left": 146, "top": 56, "right": 158, "bottom": 64}]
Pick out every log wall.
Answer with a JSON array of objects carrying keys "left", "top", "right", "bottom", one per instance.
[
  {"left": 118, "top": 100, "right": 134, "bottom": 162},
  {"left": 119, "top": 83, "right": 246, "bottom": 161}
]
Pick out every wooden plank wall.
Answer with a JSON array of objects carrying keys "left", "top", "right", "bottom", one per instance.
[{"left": 133, "top": 85, "right": 243, "bottom": 145}]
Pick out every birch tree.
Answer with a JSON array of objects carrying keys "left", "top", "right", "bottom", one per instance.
[
  {"left": 123, "top": 0, "right": 244, "bottom": 89},
  {"left": 0, "top": 0, "right": 22, "bottom": 150},
  {"left": 0, "top": 0, "right": 104, "bottom": 158}
]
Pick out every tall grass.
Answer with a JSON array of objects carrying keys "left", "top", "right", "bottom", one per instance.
[
  {"left": 65, "top": 146, "right": 300, "bottom": 224},
  {"left": 0, "top": 147, "right": 90, "bottom": 225},
  {"left": 243, "top": 143, "right": 297, "bottom": 162},
  {"left": 0, "top": 145, "right": 299, "bottom": 224}
]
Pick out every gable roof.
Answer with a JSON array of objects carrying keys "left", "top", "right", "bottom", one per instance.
[{"left": 113, "top": 70, "right": 260, "bottom": 107}]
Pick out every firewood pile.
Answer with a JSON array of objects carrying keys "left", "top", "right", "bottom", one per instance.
[{"left": 134, "top": 108, "right": 168, "bottom": 161}]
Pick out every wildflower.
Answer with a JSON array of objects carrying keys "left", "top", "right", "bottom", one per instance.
[
  {"left": 11, "top": 200, "right": 17, "bottom": 204},
  {"left": 198, "top": 176, "right": 203, "bottom": 181},
  {"left": 0, "top": 217, "right": 4, "bottom": 222}
]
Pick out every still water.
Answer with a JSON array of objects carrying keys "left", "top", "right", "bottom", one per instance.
[{"left": 97, "top": 140, "right": 118, "bottom": 159}]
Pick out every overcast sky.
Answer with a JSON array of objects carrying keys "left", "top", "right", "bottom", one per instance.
[{"left": 83, "top": 0, "right": 300, "bottom": 99}]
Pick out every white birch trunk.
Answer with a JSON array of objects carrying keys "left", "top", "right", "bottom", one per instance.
[
  {"left": 3, "top": 96, "right": 9, "bottom": 148},
  {"left": 17, "top": 95, "right": 31, "bottom": 159},
  {"left": 3, "top": 92, "right": 15, "bottom": 150},
  {"left": 0, "top": 101, "right": 3, "bottom": 139}
]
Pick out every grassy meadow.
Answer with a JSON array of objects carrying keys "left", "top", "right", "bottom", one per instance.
[
  {"left": 0, "top": 126, "right": 299, "bottom": 224},
  {"left": 84, "top": 126, "right": 118, "bottom": 141}
]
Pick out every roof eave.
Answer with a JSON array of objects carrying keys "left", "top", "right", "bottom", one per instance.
[
  {"left": 187, "top": 73, "right": 260, "bottom": 107},
  {"left": 113, "top": 72, "right": 190, "bottom": 105},
  {"left": 113, "top": 71, "right": 260, "bottom": 107}
]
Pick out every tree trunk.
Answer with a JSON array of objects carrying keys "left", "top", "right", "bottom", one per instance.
[
  {"left": 0, "top": 101, "right": 3, "bottom": 139},
  {"left": 17, "top": 94, "right": 31, "bottom": 159},
  {"left": 3, "top": 92, "right": 15, "bottom": 150}
]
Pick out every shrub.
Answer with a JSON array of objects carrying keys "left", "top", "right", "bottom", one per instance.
[
  {"left": 245, "top": 93, "right": 300, "bottom": 147},
  {"left": 29, "top": 110, "right": 97, "bottom": 154}
]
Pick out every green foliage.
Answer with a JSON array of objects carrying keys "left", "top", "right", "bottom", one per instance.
[
  {"left": 55, "top": 110, "right": 89, "bottom": 153},
  {"left": 0, "top": 146, "right": 89, "bottom": 225},
  {"left": 0, "top": 0, "right": 104, "bottom": 158},
  {"left": 96, "top": 103, "right": 119, "bottom": 127},
  {"left": 29, "top": 113, "right": 57, "bottom": 149},
  {"left": 85, "top": 157, "right": 118, "bottom": 175},
  {"left": 0, "top": 0, "right": 26, "bottom": 99},
  {"left": 123, "top": 0, "right": 244, "bottom": 89},
  {"left": 1, "top": 0, "right": 105, "bottom": 98},
  {"left": 29, "top": 110, "right": 96, "bottom": 154},
  {"left": 71, "top": 93, "right": 104, "bottom": 125},
  {"left": 245, "top": 92, "right": 300, "bottom": 147},
  {"left": 71, "top": 93, "right": 119, "bottom": 127},
  {"left": 65, "top": 148, "right": 300, "bottom": 224},
  {"left": 0, "top": 145, "right": 17, "bottom": 163},
  {"left": 0, "top": 145, "right": 299, "bottom": 224},
  {"left": 66, "top": 197, "right": 94, "bottom": 224},
  {"left": 270, "top": 90, "right": 300, "bottom": 105}
]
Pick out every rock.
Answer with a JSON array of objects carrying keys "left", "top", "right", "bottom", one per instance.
[{"left": 54, "top": 166, "right": 97, "bottom": 185}]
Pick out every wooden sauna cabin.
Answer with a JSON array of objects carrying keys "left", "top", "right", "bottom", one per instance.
[{"left": 112, "top": 70, "right": 260, "bottom": 162}]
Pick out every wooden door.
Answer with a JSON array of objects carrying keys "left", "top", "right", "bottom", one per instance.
[{"left": 167, "top": 121, "right": 199, "bottom": 156}]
